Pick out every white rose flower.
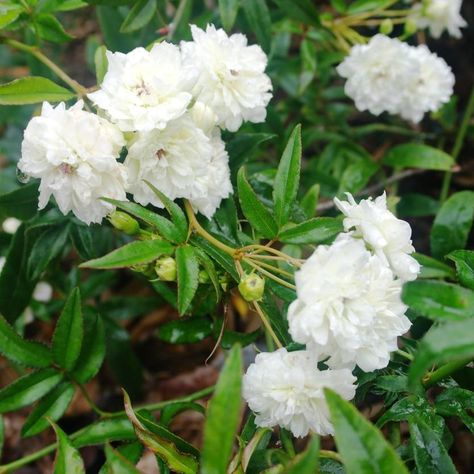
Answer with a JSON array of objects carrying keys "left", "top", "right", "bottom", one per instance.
[
  {"left": 181, "top": 24, "right": 273, "bottom": 132},
  {"left": 2, "top": 217, "right": 21, "bottom": 234},
  {"left": 243, "top": 348, "right": 356, "bottom": 437},
  {"left": 337, "top": 35, "right": 454, "bottom": 123},
  {"left": 398, "top": 44, "right": 455, "bottom": 123},
  {"left": 18, "top": 101, "right": 127, "bottom": 225},
  {"left": 288, "top": 234, "right": 411, "bottom": 372},
  {"left": 189, "top": 134, "right": 233, "bottom": 219},
  {"left": 413, "top": 0, "right": 467, "bottom": 39},
  {"left": 89, "top": 43, "right": 195, "bottom": 132},
  {"left": 125, "top": 114, "right": 213, "bottom": 208},
  {"left": 334, "top": 192, "right": 420, "bottom": 281}
]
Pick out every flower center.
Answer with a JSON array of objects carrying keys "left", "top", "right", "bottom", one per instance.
[
  {"left": 134, "top": 79, "right": 151, "bottom": 97},
  {"left": 155, "top": 149, "right": 167, "bottom": 160},
  {"left": 58, "top": 163, "right": 75, "bottom": 175}
]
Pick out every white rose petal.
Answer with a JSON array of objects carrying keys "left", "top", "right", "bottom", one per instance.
[
  {"left": 33, "top": 281, "right": 53, "bottom": 303},
  {"left": 18, "top": 101, "right": 127, "bottom": 225},
  {"left": 2, "top": 217, "right": 21, "bottom": 234},
  {"left": 243, "top": 348, "right": 356, "bottom": 437},
  {"left": 334, "top": 192, "right": 421, "bottom": 281},
  {"left": 288, "top": 234, "right": 411, "bottom": 372},
  {"left": 412, "top": 0, "right": 467, "bottom": 39},
  {"left": 181, "top": 24, "right": 272, "bottom": 131},
  {"left": 89, "top": 43, "right": 195, "bottom": 132}
]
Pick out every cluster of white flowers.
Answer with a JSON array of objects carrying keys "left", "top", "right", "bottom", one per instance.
[
  {"left": 337, "top": 34, "right": 455, "bottom": 123},
  {"left": 244, "top": 192, "right": 419, "bottom": 437},
  {"left": 18, "top": 25, "right": 272, "bottom": 224},
  {"left": 412, "top": 0, "right": 466, "bottom": 39}
]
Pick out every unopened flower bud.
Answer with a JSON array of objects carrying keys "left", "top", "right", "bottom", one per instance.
[
  {"left": 109, "top": 211, "right": 140, "bottom": 235},
  {"left": 379, "top": 19, "right": 393, "bottom": 35},
  {"left": 198, "top": 270, "right": 210, "bottom": 284},
  {"left": 404, "top": 18, "right": 418, "bottom": 36},
  {"left": 155, "top": 256, "right": 177, "bottom": 281},
  {"left": 238, "top": 273, "right": 265, "bottom": 302}
]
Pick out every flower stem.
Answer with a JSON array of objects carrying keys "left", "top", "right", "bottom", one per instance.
[
  {"left": 440, "top": 85, "right": 474, "bottom": 202},
  {"left": 184, "top": 200, "right": 236, "bottom": 256},
  {"left": 423, "top": 357, "right": 472, "bottom": 388},
  {"left": 253, "top": 301, "right": 283, "bottom": 349},
  {"left": 1, "top": 38, "right": 88, "bottom": 97},
  {"left": 0, "top": 386, "right": 214, "bottom": 473},
  {"left": 320, "top": 449, "right": 343, "bottom": 463},
  {"left": 245, "top": 259, "right": 296, "bottom": 291}
]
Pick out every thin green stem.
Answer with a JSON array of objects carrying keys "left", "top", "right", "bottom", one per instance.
[
  {"left": 440, "top": 86, "right": 474, "bottom": 202},
  {"left": 245, "top": 259, "right": 296, "bottom": 291},
  {"left": 319, "top": 450, "right": 343, "bottom": 463},
  {"left": 0, "top": 386, "right": 214, "bottom": 473},
  {"left": 245, "top": 257, "right": 294, "bottom": 278},
  {"left": 423, "top": 357, "right": 472, "bottom": 388},
  {"left": 396, "top": 349, "right": 414, "bottom": 361},
  {"left": 253, "top": 301, "right": 283, "bottom": 349},
  {"left": 1, "top": 38, "right": 87, "bottom": 97},
  {"left": 184, "top": 200, "right": 236, "bottom": 256},
  {"left": 74, "top": 381, "right": 113, "bottom": 418}
]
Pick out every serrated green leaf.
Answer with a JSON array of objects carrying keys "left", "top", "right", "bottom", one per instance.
[
  {"left": 435, "top": 388, "right": 474, "bottom": 433},
  {"left": 22, "top": 382, "right": 75, "bottom": 437},
  {"left": 325, "top": 388, "right": 409, "bottom": 474},
  {"left": 194, "top": 246, "right": 221, "bottom": 302},
  {"left": 282, "top": 437, "right": 319, "bottom": 473},
  {"left": 123, "top": 391, "right": 198, "bottom": 474},
  {"left": 52, "top": 422, "right": 85, "bottom": 474},
  {"left": 301, "top": 184, "right": 320, "bottom": 219},
  {"left": 99, "top": 442, "right": 143, "bottom": 474},
  {"left": 104, "top": 443, "right": 141, "bottom": 473},
  {"left": 27, "top": 223, "right": 70, "bottom": 280},
  {"left": 160, "top": 402, "right": 205, "bottom": 427},
  {"left": 430, "top": 191, "right": 474, "bottom": 259},
  {"left": 175, "top": 245, "right": 199, "bottom": 315},
  {"left": 447, "top": 250, "right": 474, "bottom": 290},
  {"left": 242, "top": 0, "right": 272, "bottom": 52},
  {"left": 144, "top": 181, "right": 188, "bottom": 243},
  {"left": 36, "top": 13, "right": 73, "bottom": 43},
  {"left": 0, "top": 4, "right": 23, "bottom": 29},
  {"left": 0, "top": 369, "right": 63, "bottom": 413},
  {"left": 201, "top": 345, "right": 242, "bottom": 474},
  {"left": 0, "top": 314, "right": 52, "bottom": 368},
  {"left": 72, "top": 314, "right": 106, "bottom": 383},
  {"left": 409, "top": 416, "right": 457, "bottom": 474},
  {"left": 0, "top": 182, "right": 39, "bottom": 220},
  {"left": 120, "top": 0, "right": 156, "bottom": 33},
  {"left": 402, "top": 280, "right": 474, "bottom": 321},
  {"left": 219, "top": 0, "right": 239, "bottom": 31},
  {"left": 0, "top": 77, "right": 74, "bottom": 105},
  {"left": 414, "top": 253, "right": 456, "bottom": 279},
  {"left": 237, "top": 168, "right": 278, "bottom": 239},
  {"left": 80, "top": 240, "right": 174, "bottom": 269},
  {"left": 103, "top": 198, "right": 182, "bottom": 243},
  {"left": 408, "top": 319, "right": 474, "bottom": 391},
  {"left": 383, "top": 144, "right": 454, "bottom": 171},
  {"left": 73, "top": 417, "right": 136, "bottom": 448},
  {"left": 52, "top": 288, "right": 83, "bottom": 371},
  {"left": 272, "top": 0, "right": 320, "bottom": 25},
  {"left": 279, "top": 217, "right": 342, "bottom": 244},
  {"left": 273, "top": 125, "right": 302, "bottom": 227}
]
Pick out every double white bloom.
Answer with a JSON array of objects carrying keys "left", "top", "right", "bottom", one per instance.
[
  {"left": 337, "top": 34, "right": 454, "bottom": 123},
  {"left": 18, "top": 101, "right": 127, "bottom": 225},
  {"left": 19, "top": 25, "right": 272, "bottom": 224},
  {"left": 413, "top": 0, "right": 466, "bottom": 39},
  {"left": 243, "top": 349, "right": 356, "bottom": 437}
]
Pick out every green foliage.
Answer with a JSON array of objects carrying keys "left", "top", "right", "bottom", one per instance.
[
  {"left": 383, "top": 144, "right": 454, "bottom": 171},
  {"left": 52, "top": 422, "right": 85, "bottom": 474}
]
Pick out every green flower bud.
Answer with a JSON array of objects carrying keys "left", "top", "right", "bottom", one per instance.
[
  {"left": 379, "top": 19, "right": 393, "bottom": 35},
  {"left": 198, "top": 269, "right": 210, "bottom": 284},
  {"left": 404, "top": 18, "right": 418, "bottom": 36},
  {"left": 109, "top": 211, "right": 140, "bottom": 235},
  {"left": 218, "top": 273, "right": 231, "bottom": 291},
  {"left": 155, "top": 256, "right": 177, "bottom": 281},
  {"left": 238, "top": 273, "right": 265, "bottom": 302}
]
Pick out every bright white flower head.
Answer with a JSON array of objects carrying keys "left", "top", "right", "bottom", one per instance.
[
  {"left": 125, "top": 114, "right": 213, "bottom": 209},
  {"left": 288, "top": 234, "right": 411, "bottom": 372},
  {"left": 18, "top": 101, "right": 127, "bottom": 225},
  {"left": 189, "top": 134, "right": 233, "bottom": 219},
  {"left": 337, "top": 34, "right": 454, "bottom": 123},
  {"left": 2, "top": 217, "right": 21, "bottom": 234},
  {"left": 243, "top": 348, "right": 356, "bottom": 437},
  {"left": 334, "top": 193, "right": 420, "bottom": 281},
  {"left": 88, "top": 43, "right": 195, "bottom": 132},
  {"left": 398, "top": 44, "right": 455, "bottom": 123},
  {"left": 181, "top": 24, "right": 272, "bottom": 132},
  {"left": 413, "top": 0, "right": 467, "bottom": 39}
]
